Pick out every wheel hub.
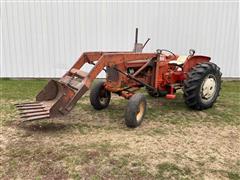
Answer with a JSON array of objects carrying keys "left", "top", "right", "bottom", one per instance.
[
  {"left": 99, "top": 89, "right": 109, "bottom": 105},
  {"left": 201, "top": 75, "right": 216, "bottom": 100},
  {"left": 136, "top": 102, "right": 145, "bottom": 122}
]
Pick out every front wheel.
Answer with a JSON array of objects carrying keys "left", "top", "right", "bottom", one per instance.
[
  {"left": 183, "top": 62, "right": 222, "bottom": 110},
  {"left": 125, "top": 93, "right": 147, "bottom": 128},
  {"left": 90, "top": 81, "right": 111, "bottom": 110}
]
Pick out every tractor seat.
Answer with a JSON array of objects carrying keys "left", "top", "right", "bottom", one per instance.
[{"left": 168, "top": 56, "right": 188, "bottom": 66}]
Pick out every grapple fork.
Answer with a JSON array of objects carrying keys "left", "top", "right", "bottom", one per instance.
[{"left": 15, "top": 79, "right": 88, "bottom": 122}]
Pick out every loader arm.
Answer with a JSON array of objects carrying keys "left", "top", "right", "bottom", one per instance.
[
  {"left": 64, "top": 53, "right": 157, "bottom": 111},
  {"left": 16, "top": 52, "right": 157, "bottom": 121}
]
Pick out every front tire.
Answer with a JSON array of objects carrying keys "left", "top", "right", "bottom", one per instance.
[
  {"left": 125, "top": 93, "right": 147, "bottom": 128},
  {"left": 183, "top": 62, "right": 222, "bottom": 110},
  {"left": 90, "top": 81, "right": 111, "bottom": 110}
]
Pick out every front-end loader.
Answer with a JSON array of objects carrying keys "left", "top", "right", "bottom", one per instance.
[{"left": 16, "top": 28, "right": 222, "bottom": 128}]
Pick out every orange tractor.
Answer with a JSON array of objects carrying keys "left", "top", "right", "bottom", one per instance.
[{"left": 16, "top": 29, "right": 222, "bottom": 128}]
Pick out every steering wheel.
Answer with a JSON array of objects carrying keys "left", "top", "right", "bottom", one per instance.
[{"left": 156, "top": 49, "right": 176, "bottom": 58}]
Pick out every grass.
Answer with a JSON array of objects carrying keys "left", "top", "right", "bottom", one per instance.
[
  {"left": 147, "top": 81, "right": 240, "bottom": 125},
  {"left": 1, "top": 79, "right": 239, "bottom": 126},
  {"left": 156, "top": 162, "right": 192, "bottom": 179},
  {"left": 0, "top": 79, "right": 240, "bottom": 179},
  {"left": 0, "top": 79, "right": 47, "bottom": 100},
  {"left": 228, "top": 172, "right": 240, "bottom": 180}
]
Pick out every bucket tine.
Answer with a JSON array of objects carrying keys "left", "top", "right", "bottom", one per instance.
[
  {"left": 22, "top": 114, "right": 50, "bottom": 122},
  {"left": 16, "top": 103, "right": 42, "bottom": 107},
  {"left": 19, "top": 109, "right": 48, "bottom": 114},
  {"left": 20, "top": 111, "right": 50, "bottom": 118},
  {"left": 16, "top": 100, "right": 51, "bottom": 121},
  {"left": 17, "top": 106, "right": 44, "bottom": 110},
  {"left": 15, "top": 102, "right": 41, "bottom": 106}
]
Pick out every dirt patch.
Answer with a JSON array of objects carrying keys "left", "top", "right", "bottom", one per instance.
[
  {"left": 56, "top": 122, "right": 240, "bottom": 173},
  {"left": 20, "top": 122, "right": 68, "bottom": 132},
  {"left": 2, "top": 114, "right": 239, "bottom": 179},
  {"left": 1, "top": 82, "right": 240, "bottom": 179}
]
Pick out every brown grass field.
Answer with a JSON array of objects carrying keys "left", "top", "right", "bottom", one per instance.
[{"left": 0, "top": 79, "right": 240, "bottom": 179}]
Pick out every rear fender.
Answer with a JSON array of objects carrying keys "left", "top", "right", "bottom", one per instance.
[{"left": 183, "top": 55, "right": 211, "bottom": 73}]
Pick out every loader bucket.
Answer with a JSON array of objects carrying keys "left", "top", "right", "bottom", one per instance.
[{"left": 16, "top": 80, "right": 78, "bottom": 122}]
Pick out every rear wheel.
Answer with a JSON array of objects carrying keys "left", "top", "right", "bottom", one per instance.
[
  {"left": 90, "top": 81, "right": 111, "bottom": 110},
  {"left": 183, "top": 62, "right": 222, "bottom": 110},
  {"left": 125, "top": 93, "right": 147, "bottom": 128}
]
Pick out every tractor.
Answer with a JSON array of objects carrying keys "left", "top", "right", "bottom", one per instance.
[{"left": 16, "top": 28, "right": 222, "bottom": 128}]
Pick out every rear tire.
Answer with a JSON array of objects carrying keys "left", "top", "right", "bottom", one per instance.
[
  {"left": 125, "top": 93, "right": 147, "bottom": 128},
  {"left": 183, "top": 62, "right": 222, "bottom": 110},
  {"left": 90, "top": 81, "right": 111, "bottom": 110}
]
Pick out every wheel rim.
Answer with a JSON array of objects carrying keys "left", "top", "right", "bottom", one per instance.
[
  {"left": 99, "top": 90, "right": 109, "bottom": 105},
  {"left": 136, "top": 101, "right": 145, "bottom": 122},
  {"left": 200, "top": 74, "right": 217, "bottom": 103}
]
